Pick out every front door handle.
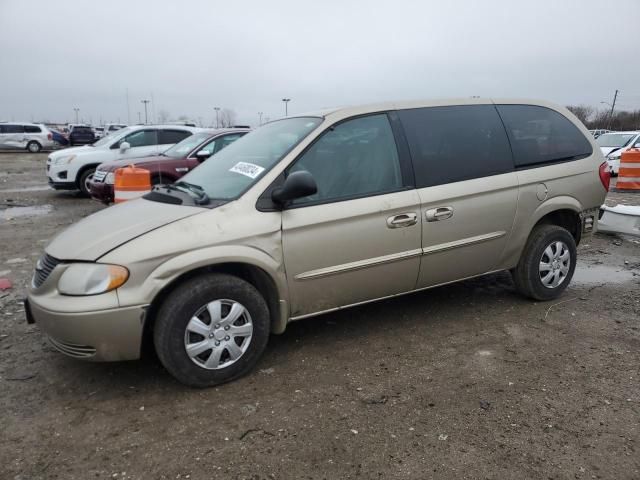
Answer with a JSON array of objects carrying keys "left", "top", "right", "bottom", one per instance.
[
  {"left": 425, "top": 207, "right": 454, "bottom": 222},
  {"left": 387, "top": 212, "right": 418, "bottom": 228}
]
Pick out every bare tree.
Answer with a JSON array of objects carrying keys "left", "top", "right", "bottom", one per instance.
[
  {"left": 218, "top": 108, "right": 237, "bottom": 128},
  {"left": 566, "top": 105, "right": 594, "bottom": 125},
  {"left": 157, "top": 109, "right": 171, "bottom": 123}
]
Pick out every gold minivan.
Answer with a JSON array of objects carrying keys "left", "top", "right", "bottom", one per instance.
[{"left": 26, "top": 99, "right": 610, "bottom": 387}]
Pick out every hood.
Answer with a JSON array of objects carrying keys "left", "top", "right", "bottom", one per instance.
[
  {"left": 49, "top": 145, "right": 94, "bottom": 159},
  {"left": 99, "top": 155, "right": 169, "bottom": 172},
  {"left": 46, "top": 198, "right": 205, "bottom": 261},
  {"left": 600, "top": 146, "right": 621, "bottom": 157}
]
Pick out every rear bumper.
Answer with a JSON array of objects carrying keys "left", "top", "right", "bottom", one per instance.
[
  {"left": 27, "top": 298, "right": 147, "bottom": 361},
  {"left": 89, "top": 180, "right": 114, "bottom": 203}
]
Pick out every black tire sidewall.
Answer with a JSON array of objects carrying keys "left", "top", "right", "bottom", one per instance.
[
  {"left": 27, "top": 141, "right": 41, "bottom": 153},
  {"left": 153, "top": 274, "right": 270, "bottom": 388},
  {"left": 520, "top": 225, "right": 577, "bottom": 301}
]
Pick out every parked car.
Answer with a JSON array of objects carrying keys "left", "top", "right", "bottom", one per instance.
[
  {"left": 50, "top": 129, "right": 69, "bottom": 147},
  {"left": 596, "top": 131, "right": 640, "bottom": 175},
  {"left": 104, "top": 123, "right": 127, "bottom": 136},
  {"left": 69, "top": 125, "right": 96, "bottom": 146},
  {"left": 0, "top": 122, "right": 54, "bottom": 152},
  {"left": 26, "top": 99, "right": 608, "bottom": 387},
  {"left": 47, "top": 125, "right": 200, "bottom": 195},
  {"left": 90, "top": 128, "right": 248, "bottom": 203},
  {"left": 93, "top": 127, "right": 105, "bottom": 139}
]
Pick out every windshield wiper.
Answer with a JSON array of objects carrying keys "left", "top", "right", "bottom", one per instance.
[{"left": 169, "top": 181, "right": 210, "bottom": 205}]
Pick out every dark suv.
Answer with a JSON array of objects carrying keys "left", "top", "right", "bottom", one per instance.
[
  {"left": 69, "top": 126, "right": 96, "bottom": 146},
  {"left": 90, "top": 128, "right": 248, "bottom": 203}
]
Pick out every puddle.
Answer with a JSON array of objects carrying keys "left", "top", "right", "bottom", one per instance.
[
  {"left": 0, "top": 204, "right": 52, "bottom": 222},
  {"left": 0, "top": 185, "right": 50, "bottom": 193},
  {"left": 573, "top": 263, "right": 635, "bottom": 285}
]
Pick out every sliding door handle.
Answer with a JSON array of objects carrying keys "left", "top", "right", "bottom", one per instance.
[
  {"left": 387, "top": 212, "right": 418, "bottom": 228},
  {"left": 426, "top": 207, "right": 454, "bottom": 222}
]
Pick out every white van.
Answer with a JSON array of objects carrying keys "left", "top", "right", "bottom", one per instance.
[
  {"left": 0, "top": 122, "right": 55, "bottom": 152},
  {"left": 47, "top": 125, "right": 201, "bottom": 195}
]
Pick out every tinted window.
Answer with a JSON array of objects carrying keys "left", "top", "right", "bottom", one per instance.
[
  {"left": 24, "top": 125, "right": 42, "bottom": 133},
  {"left": 288, "top": 114, "right": 402, "bottom": 205},
  {"left": 398, "top": 105, "right": 513, "bottom": 187},
  {"left": 73, "top": 127, "right": 92, "bottom": 134},
  {"left": 123, "top": 129, "right": 158, "bottom": 147},
  {"left": 496, "top": 105, "right": 592, "bottom": 167},
  {"left": 0, "top": 124, "right": 25, "bottom": 133},
  {"left": 159, "top": 129, "right": 191, "bottom": 144}
]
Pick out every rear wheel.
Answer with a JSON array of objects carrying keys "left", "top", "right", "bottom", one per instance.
[
  {"left": 153, "top": 273, "right": 270, "bottom": 388},
  {"left": 511, "top": 224, "right": 577, "bottom": 301},
  {"left": 26, "top": 141, "right": 41, "bottom": 153},
  {"left": 78, "top": 168, "right": 95, "bottom": 196}
]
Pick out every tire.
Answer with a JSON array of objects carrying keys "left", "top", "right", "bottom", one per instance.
[
  {"left": 153, "top": 273, "right": 270, "bottom": 388},
  {"left": 26, "top": 141, "right": 41, "bottom": 153},
  {"left": 78, "top": 168, "right": 95, "bottom": 196},
  {"left": 511, "top": 224, "right": 577, "bottom": 301}
]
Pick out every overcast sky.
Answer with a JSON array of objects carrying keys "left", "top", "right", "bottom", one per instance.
[{"left": 1, "top": 0, "right": 639, "bottom": 126}]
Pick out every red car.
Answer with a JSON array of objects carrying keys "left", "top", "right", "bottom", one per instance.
[{"left": 89, "top": 128, "right": 248, "bottom": 203}]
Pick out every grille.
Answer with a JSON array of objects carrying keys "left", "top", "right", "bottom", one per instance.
[
  {"left": 48, "top": 337, "right": 96, "bottom": 358},
  {"left": 93, "top": 170, "right": 107, "bottom": 182},
  {"left": 32, "top": 253, "right": 61, "bottom": 288}
]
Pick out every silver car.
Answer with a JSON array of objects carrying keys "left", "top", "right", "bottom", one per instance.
[
  {"left": 0, "top": 122, "right": 55, "bottom": 152},
  {"left": 26, "top": 98, "right": 609, "bottom": 387}
]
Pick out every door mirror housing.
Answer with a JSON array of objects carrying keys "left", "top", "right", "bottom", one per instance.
[
  {"left": 119, "top": 141, "right": 130, "bottom": 153},
  {"left": 195, "top": 150, "right": 211, "bottom": 161},
  {"left": 271, "top": 170, "right": 317, "bottom": 205}
]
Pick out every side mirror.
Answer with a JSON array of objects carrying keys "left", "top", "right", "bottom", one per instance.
[
  {"left": 119, "top": 141, "right": 130, "bottom": 153},
  {"left": 195, "top": 150, "right": 211, "bottom": 161},
  {"left": 271, "top": 170, "right": 317, "bottom": 205}
]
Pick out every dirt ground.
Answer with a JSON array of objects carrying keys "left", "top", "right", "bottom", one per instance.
[{"left": 1, "top": 152, "right": 639, "bottom": 480}]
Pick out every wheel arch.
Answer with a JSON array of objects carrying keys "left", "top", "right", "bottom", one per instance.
[
  {"left": 529, "top": 196, "right": 582, "bottom": 244},
  {"left": 75, "top": 163, "right": 101, "bottom": 188}
]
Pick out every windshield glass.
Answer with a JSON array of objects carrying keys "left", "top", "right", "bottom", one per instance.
[
  {"left": 93, "top": 127, "right": 134, "bottom": 147},
  {"left": 163, "top": 132, "right": 212, "bottom": 158},
  {"left": 596, "top": 133, "right": 636, "bottom": 148},
  {"left": 179, "top": 117, "right": 322, "bottom": 200}
]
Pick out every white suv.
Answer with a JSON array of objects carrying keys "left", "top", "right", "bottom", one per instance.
[
  {"left": 0, "top": 122, "right": 55, "bottom": 153},
  {"left": 47, "top": 125, "right": 201, "bottom": 195},
  {"left": 597, "top": 131, "right": 640, "bottom": 175}
]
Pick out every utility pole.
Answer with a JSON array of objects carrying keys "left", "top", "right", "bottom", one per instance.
[
  {"left": 282, "top": 98, "right": 291, "bottom": 117},
  {"left": 607, "top": 89, "right": 619, "bottom": 130},
  {"left": 141, "top": 100, "right": 150, "bottom": 124},
  {"left": 126, "top": 88, "right": 131, "bottom": 125},
  {"left": 137, "top": 112, "right": 142, "bottom": 124},
  {"left": 214, "top": 107, "right": 220, "bottom": 128},
  {"left": 73, "top": 108, "right": 80, "bottom": 124},
  {"left": 258, "top": 112, "right": 264, "bottom": 125}
]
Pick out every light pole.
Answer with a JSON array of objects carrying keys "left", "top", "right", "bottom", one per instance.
[
  {"left": 137, "top": 112, "right": 142, "bottom": 124},
  {"left": 214, "top": 107, "right": 220, "bottom": 128},
  {"left": 282, "top": 98, "right": 291, "bottom": 117},
  {"left": 258, "top": 111, "right": 264, "bottom": 125},
  {"left": 73, "top": 108, "right": 80, "bottom": 124},
  {"left": 141, "top": 100, "right": 150, "bottom": 124}
]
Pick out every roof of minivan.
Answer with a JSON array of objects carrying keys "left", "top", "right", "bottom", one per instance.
[{"left": 292, "top": 98, "right": 571, "bottom": 122}]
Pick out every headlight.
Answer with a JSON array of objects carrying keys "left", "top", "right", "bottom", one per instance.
[
  {"left": 105, "top": 172, "right": 115, "bottom": 184},
  {"left": 53, "top": 155, "right": 76, "bottom": 165},
  {"left": 58, "top": 263, "right": 129, "bottom": 296},
  {"left": 607, "top": 154, "right": 620, "bottom": 160}
]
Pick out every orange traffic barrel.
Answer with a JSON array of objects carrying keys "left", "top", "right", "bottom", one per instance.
[
  {"left": 114, "top": 166, "right": 151, "bottom": 203},
  {"left": 617, "top": 149, "right": 640, "bottom": 191}
]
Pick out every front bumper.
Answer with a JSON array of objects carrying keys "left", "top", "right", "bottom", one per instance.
[
  {"left": 27, "top": 297, "right": 147, "bottom": 361},
  {"left": 89, "top": 179, "right": 114, "bottom": 203},
  {"left": 48, "top": 178, "right": 76, "bottom": 190}
]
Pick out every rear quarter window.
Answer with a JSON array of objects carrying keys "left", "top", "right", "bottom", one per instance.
[
  {"left": 496, "top": 105, "right": 593, "bottom": 168},
  {"left": 159, "top": 129, "right": 191, "bottom": 144},
  {"left": 398, "top": 105, "right": 514, "bottom": 188},
  {"left": 24, "top": 125, "right": 42, "bottom": 133}
]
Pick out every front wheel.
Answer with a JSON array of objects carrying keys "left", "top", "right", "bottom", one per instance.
[
  {"left": 27, "top": 141, "right": 41, "bottom": 153},
  {"left": 153, "top": 273, "right": 270, "bottom": 388},
  {"left": 511, "top": 224, "right": 577, "bottom": 301},
  {"left": 78, "top": 168, "right": 95, "bottom": 196}
]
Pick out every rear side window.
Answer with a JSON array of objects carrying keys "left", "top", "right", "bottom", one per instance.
[
  {"left": 496, "top": 105, "right": 592, "bottom": 167},
  {"left": 0, "top": 124, "right": 25, "bottom": 133},
  {"left": 123, "top": 129, "right": 158, "bottom": 147},
  {"left": 73, "top": 127, "right": 92, "bottom": 133},
  {"left": 398, "top": 105, "right": 513, "bottom": 188},
  {"left": 24, "top": 125, "right": 42, "bottom": 133},
  {"left": 159, "top": 129, "right": 191, "bottom": 144}
]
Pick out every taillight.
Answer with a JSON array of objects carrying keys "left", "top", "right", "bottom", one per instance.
[
  {"left": 599, "top": 162, "right": 611, "bottom": 191},
  {"left": 48, "top": 133, "right": 52, "bottom": 140}
]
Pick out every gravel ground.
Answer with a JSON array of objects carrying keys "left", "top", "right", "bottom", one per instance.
[{"left": 1, "top": 152, "right": 639, "bottom": 480}]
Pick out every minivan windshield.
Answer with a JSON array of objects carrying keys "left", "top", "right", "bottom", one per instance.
[
  {"left": 163, "top": 132, "right": 212, "bottom": 158},
  {"left": 93, "top": 127, "right": 133, "bottom": 147},
  {"left": 596, "top": 133, "right": 636, "bottom": 148},
  {"left": 178, "top": 117, "right": 322, "bottom": 200}
]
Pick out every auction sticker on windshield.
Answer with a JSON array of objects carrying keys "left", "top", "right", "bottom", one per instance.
[{"left": 229, "top": 162, "right": 265, "bottom": 179}]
